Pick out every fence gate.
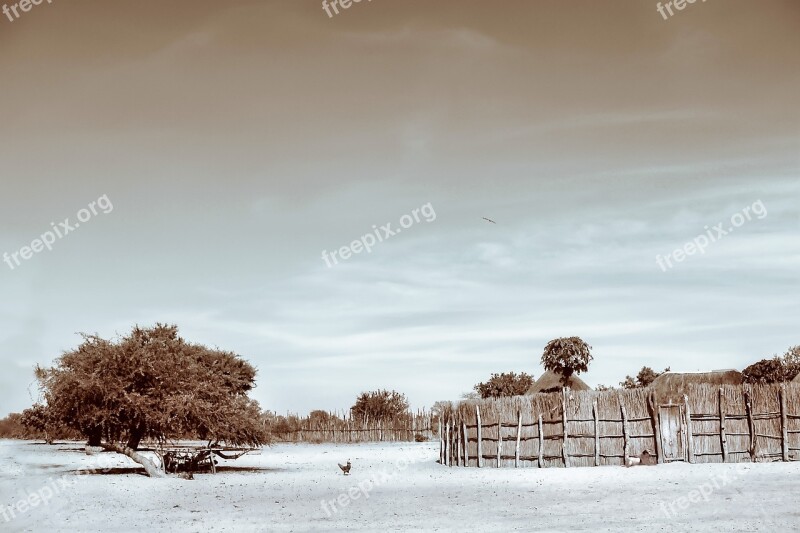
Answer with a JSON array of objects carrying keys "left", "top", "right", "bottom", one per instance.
[{"left": 659, "top": 405, "right": 686, "bottom": 462}]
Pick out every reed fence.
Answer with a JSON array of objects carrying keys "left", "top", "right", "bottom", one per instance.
[
  {"left": 438, "top": 383, "right": 800, "bottom": 468},
  {"left": 267, "top": 410, "right": 436, "bottom": 443}
]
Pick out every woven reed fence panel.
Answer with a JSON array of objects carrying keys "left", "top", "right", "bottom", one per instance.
[{"left": 439, "top": 383, "right": 800, "bottom": 468}]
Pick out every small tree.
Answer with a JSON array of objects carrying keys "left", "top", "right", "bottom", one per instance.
[
  {"left": 20, "top": 404, "right": 56, "bottom": 444},
  {"left": 743, "top": 358, "right": 789, "bottom": 384},
  {"left": 620, "top": 366, "right": 670, "bottom": 389},
  {"left": 474, "top": 372, "right": 534, "bottom": 399},
  {"left": 781, "top": 346, "right": 800, "bottom": 381},
  {"left": 541, "top": 337, "right": 593, "bottom": 386},
  {"left": 350, "top": 390, "right": 409, "bottom": 423},
  {"left": 308, "top": 410, "right": 335, "bottom": 424}
]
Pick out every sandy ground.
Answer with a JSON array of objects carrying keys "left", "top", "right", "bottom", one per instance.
[{"left": 0, "top": 440, "right": 798, "bottom": 532}]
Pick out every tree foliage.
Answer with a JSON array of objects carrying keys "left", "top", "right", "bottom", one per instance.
[
  {"left": 541, "top": 337, "right": 593, "bottom": 386},
  {"left": 308, "top": 410, "right": 336, "bottom": 424},
  {"left": 742, "top": 358, "right": 790, "bottom": 384},
  {"left": 781, "top": 346, "right": 800, "bottom": 381},
  {"left": 620, "top": 366, "right": 670, "bottom": 389},
  {"left": 474, "top": 372, "right": 534, "bottom": 399},
  {"left": 33, "top": 324, "right": 268, "bottom": 454},
  {"left": 741, "top": 346, "right": 800, "bottom": 384},
  {"left": 350, "top": 390, "right": 409, "bottom": 423}
]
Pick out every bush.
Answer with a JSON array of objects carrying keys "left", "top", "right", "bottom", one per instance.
[
  {"left": 414, "top": 433, "right": 427, "bottom": 442},
  {"left": 351, "top": 390, "right": 409, "bottom": 423},
  {"left": 474, "top": 372, "right": 534, "bottom": 399},
  {"left": 743, "top": 358, "right": 789, "bottom": 384}
]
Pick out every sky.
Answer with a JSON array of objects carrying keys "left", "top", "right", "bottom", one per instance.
[{"left": 0, "top": 0, "right": 798, "bottom": 417}]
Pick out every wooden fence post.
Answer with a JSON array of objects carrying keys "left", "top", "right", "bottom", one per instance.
[
  {"left": 463, "top": 422, "right": 469, "bottom": 467},
  {"left": 745, "top": 390, "right": 756, "bottom": 461},
  {"left": 649, "top": 393, "right": 664, "bottom": 464},
  {"left": 476, "top": 405, "right": 483, "bottom": 468},
  {"left": 562, "top": 388, "right": 570, "bottom": 468},
  {"left": 438, "top": 419, "right": 443, "bottom": 464},
  {"left": 593, "top": 400, "right": 600, "bottom": 467},
  {"left": 456, "top": 419, "right": 462, "bottom": 466},
  {"left": 781, "top": 384, "right": 789, "bottom": 462},
  {"left": 497, "top": 423, "right": 502, "bottom": 468},
  {"left": 684, "top": 395, "right": 695, "bottom": 463},
  {"left": 719, "top": 388, "right": 728, "bottom": 463},
  {"left": 515, "top": 410, "right": 522, "bottom": 468},
  {"left": 620, "top": 396, "right": 629, "bottom": 464},
  {"left": 538, "top": 414, "right": 544, "bottom": 468},
  {"left": 445, "top": 421, "right": 452, "bottom": 466}
]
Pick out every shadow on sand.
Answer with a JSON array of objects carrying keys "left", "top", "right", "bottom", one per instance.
[{"left": 67, "top": 465, "right": 287, "bottom": 476}]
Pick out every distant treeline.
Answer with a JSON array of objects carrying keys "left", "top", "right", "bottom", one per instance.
[{"left": 0, "top": 412, "right": 82, "bottom": 442}]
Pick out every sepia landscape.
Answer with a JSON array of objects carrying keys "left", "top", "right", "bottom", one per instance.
[{"left": 1, "top": 1, "right": 799, "bottom": 532}]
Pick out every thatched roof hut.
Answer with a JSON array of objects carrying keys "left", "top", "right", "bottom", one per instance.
[
  {"left": 649, "top": 369, "right": 743, "bottom": 403},
  {"left": 527, "top": 370, "right": 590, "bottom": 395}
]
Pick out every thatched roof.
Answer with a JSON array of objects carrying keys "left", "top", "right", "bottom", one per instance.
[
  {"left": 794, "top": 372, "right": 800, "bottom": 383},
  {"left": 527, "top": 370, "right": 590, "bottom": 395},
  {"left": 649, "top": 369, "right": 743, "bottom": 403}
]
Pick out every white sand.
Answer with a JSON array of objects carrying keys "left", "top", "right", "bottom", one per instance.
[{"left": 1, "top": 439, "right": 798, "bottom": 532}]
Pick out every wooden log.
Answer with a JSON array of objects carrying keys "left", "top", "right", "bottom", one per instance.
[
  {"left": 781, "top": 384, "right": 790, "bottom": 462},
  {"left": 649, "top": 393, "right": 664, "bottom": 464},
  {"left": 620, "top": 396, "right": 629, "bottom": 464},
  {"left": 538, "top": 414, "right": 544, "bottom": 468},
  {"left": 476, "top": 405, "right": 483, "bottom": 468},
  {"left": 593, "top": 400, "right": 600, "bottom": 467},
  {"left": 463, "top": 422, "right": 469, "bottom": 467},
  {"left": 562, "top": 388, "right": 570, "bottom": 468},
  {"left": 719, "top": 388, "right": 728, "bottom": 463},
  {"left": 684, "top": 395, "right": 694, "bottom": 463},
  {"left": 745, "top": 389, "right": 756, "bottom": 461},
  {"left": 515, "top": 410, "right": 522, "bottom": 468}
]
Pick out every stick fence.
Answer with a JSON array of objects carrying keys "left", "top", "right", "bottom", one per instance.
[
  {"left": 439, "top": 383, "right": 800, "bottom": 468},
  {"left": 266, "top": 410, "right": 435, "bottom": 443}
]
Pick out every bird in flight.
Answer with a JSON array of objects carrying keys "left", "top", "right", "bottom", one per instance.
[
  {"left": 482, "top": 217, "right": 496, "bottom": 224},
  {"left": 338, "top": 460, "right": 352, "bottom": 475}
]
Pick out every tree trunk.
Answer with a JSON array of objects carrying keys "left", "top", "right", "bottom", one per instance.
[
  {"left": 102, "top": 442, "right": 168, "bottom": 478},
  {"left": 126, "top": 425, "right": 144, "bottom": 450},
  {"left": 88, "top": 427, "right": 102, "bottom": 447}
]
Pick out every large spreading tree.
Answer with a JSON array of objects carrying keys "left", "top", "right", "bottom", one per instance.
[
  {"left": 32, "top": 324, "right": 268, "bottom": 477},
  {"left": 541, "top": 336, "right": 593, "bottom": 387}
]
